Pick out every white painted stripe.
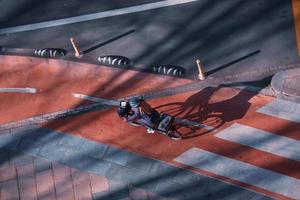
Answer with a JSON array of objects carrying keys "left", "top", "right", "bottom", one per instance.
[
  {"left": 0, "top": 0, "right": 199, "bottom": 34},
  {"left": 215, "top": 123, "right": 300, "bottom": 162},
  {"left": 175, "top": 147, "right": 300, "bottom": 199},
  {"left": 257, "top": 99, "right": 300, "bottom": 123},
  {"left": 72, "top": 93, "right": 119, "bottom": 106},
  {"left": 0, "top": 87, "right": 37, "bottom": 93}
]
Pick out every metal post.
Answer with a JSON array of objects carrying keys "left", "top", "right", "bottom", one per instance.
[
  {"left": 196, "top": 59, "right": 206, "bottom": 80},
  {"left": 70, "top": 37, "right": 82, "bottom": 58}
]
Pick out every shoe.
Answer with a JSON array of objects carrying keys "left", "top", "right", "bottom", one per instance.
[
  {"left": 147, "top": 128, "right": 155, "bottom": 134},
  {"left": 168, "top": 130, "right": 182, "bottom": 140}
]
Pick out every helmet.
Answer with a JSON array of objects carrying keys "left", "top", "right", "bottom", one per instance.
[
  {"left": 118, "top": 101, "right": 131, "bottom": 117},
  {"left": 129, "top": 98, "right": 143, "bottom": 108}
]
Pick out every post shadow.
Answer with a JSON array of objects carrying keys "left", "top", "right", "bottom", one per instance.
[
  {"left": 206, "top": 50, "right": 261, "bottom": 76},
  {"left": 82, "top": 29, "right": 135, "bottom": 54}
]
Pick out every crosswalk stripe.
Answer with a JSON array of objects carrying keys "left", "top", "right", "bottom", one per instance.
[
  {"left": 175, "top": 147, "right": 300, "bottom": 199},
  {"left": 257, "top": 99, "right": 300, "bottom": 123},
  {"left": 215, "top": 123, "right": 300, "bottom": 162}
]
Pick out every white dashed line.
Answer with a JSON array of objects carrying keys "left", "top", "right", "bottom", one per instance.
[
  {"left": 0, "top": 88, "right": 37, "bottom": 93},
  {"left": 0, "top": 0, "right": 199, "bottom": 35}
]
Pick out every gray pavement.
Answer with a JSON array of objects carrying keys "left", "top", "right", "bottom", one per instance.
[
  {"left": 271, "top": 68, "right": 300, "bottom": 102},
  {"left": 0, "top": 123, "right": 273, "bottom": 200}
]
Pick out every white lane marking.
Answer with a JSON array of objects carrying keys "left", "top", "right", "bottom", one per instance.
[
  {"left": 0, "top": 0, "right": 199, "bottom": 34},
  {"left": 0, "top": 88, "right": 37, "bottom": 93},
  {"left": 72, "top": 93, "right": 120, "bottom": 106},
  {"left": 257, "top": 99, "right": 300, "bottom": 123},
  {"left": 175, "top": 147, "right": 300, "bottom": 199},
  {"left": 215, "top": 123, "right": 300, "bottom": 162}
]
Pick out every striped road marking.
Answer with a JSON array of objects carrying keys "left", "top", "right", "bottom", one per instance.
[
  {"left": 0, "top": 0, "right": 199, "bottom": 35},
  {"left": 257, "top": 99, "right": 300, "bottom": 123},
  {"left": 0, "top": 87, "right": 37, "bottom": 93},
  {"left": 215, "top": 123, "right": 300, "bottom": 162},
  {"left": 175, "top": 147, "right": 300, "bottom": 199}
]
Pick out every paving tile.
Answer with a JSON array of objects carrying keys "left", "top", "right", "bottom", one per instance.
[
  {"left": 0, "top": 150, "right": 10, "bottom": 168},
  {"left": 17, "top": 138, "right": 44, "bottom": 156},
  {"left": 105, "top": 163, "right": 135, "bottom": 184},
  {"left": 125, "top": 152, "right": 155, "bottom": 171},
  {"left": 9, "top": 151, "right": 35, "bottom": 166},
  {"left": 58, "top": 133, "right": 85, "bottom": 149},
  {"left": 73, "top": 181, "right": 93, "bottom": 200},
  {"left": 10, "top": 125, "right": 39, "bottom": 138},
  {"left": 36, "top": 169, "right": 54, "bottom": 184},
  {"left": 79, "top": 139, "right": 108, "bottom": 159},
  {"left": 52, "top": 162, "right": 72, "bottom": 182},
  {"left": 71, "top": 168, "right": 90, "bottom": 186},
  {"left": 54, "top": 177, "right": 75, "bottom": 200},
  {"left": 129, "top": 187, "right": 149, "bottom": 200},
  {"left": 19, "top": 186, "right": 38, "bottom": 200},
  {"left": 1, "top": 179, "right": 19, "bottom": 200},
  {"left": 34, "top": 128, "right": 65, "bottom": 145},
  {"left": 38, "top": 143, "right": 68, "bottom": 162},
  {"left": 170, "top": 168, "right": 200, "bottom": 186},
  {"left": 34, "top": 158, "right": 52, "bottom": 173},
  {"left": 16, "top": 162, "right": 36, "bottom": 188},
  {"left": 63, "top": 152, "right": 111, "bottom": 176},
  {"left": 0, "top": 164, "right": 16, "bottom": 181},
  {"left": 60, "top": 149, "right": 85, "bottom": 168},
  {"left": 92, "top": 191, "right": 111, "bottom": 200},
  {"left": 153, "top": 178, "right": 188, "bottom": 199},
  {"left": 149, "top": 160, "right": 179, "bottom": 174},
  {"left": 36, "top": 170, "right": 56, "bottom": 200},
  {"left": 89, "top": 173, "right": 109, "bottom": 194},
  {"left": 103, "top": 146, "right": 131, "bottom": 166},
  {"left": 0, "top": 134, "right": 20, "bottom": 150},
  {"left": 130, "top": 170, "right": 160, "bottom": 192},
  {"left": 108, "top": 180, "right": 130, "bottom": 200}
]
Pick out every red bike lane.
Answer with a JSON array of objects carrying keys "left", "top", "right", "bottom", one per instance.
[{"left": 1, "top": 55, "right": 299, "bottom": 199}]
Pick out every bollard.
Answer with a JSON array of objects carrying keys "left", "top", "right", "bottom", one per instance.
[
  {"left": 70, "top": 37, "right": 82, "bottom": 58},
  {"left": 196, "top": 59, "right": 206, "bottom": 80}
]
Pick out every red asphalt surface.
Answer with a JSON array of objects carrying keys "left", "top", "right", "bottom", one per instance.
[{"left": 1, "top": 55, "right": 300, "bottom": 200}]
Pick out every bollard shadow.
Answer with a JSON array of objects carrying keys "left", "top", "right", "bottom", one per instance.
[
  {"left": 206, "top": 50, "right": 261, "bottom": 76},
  {"left": 82, "top": 29, "right": 135, "bottom": 55}
]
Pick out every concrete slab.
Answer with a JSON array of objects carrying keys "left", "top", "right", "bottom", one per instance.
[
  {"left": 257, "top": 99, "right": 300, "bottom": 123},
  {"left": 103, "top": 146, "right": 132, "bottom": 166},
  {"left": 271, "top": 68, "right": 300, "bottom": 102},
  {"left": 105, "top": 162, "right": 135, "bottom": 184},
  {"left": 58, "top": 133, "right": 85, "bottom": 149},
  {"left": 38, "top": 143, "right": 68, "bottom": 162},
  {"left": 79, "top": 139, "right": 108, "bottom": 159}
]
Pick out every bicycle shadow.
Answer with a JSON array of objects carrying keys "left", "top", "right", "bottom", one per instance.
[{"left": 154, "top": 86, "right": 259, "bottom": 139}]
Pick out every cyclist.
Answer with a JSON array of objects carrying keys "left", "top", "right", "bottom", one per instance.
[{"left": 118, "top": 98, "right": 160, "bottom": 133}]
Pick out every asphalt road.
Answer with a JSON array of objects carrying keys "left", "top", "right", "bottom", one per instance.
[{"left": 0, "top": 0, "right": 299, "bottom": 79}]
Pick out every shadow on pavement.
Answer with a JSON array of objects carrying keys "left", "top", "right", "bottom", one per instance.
[{"left": 155, "top": 85, "right": 262, "bottom": 139}]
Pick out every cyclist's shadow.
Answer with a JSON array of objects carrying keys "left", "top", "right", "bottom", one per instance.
[{"left": 154, "top": 86, "right": 257, "bottom": 139}]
